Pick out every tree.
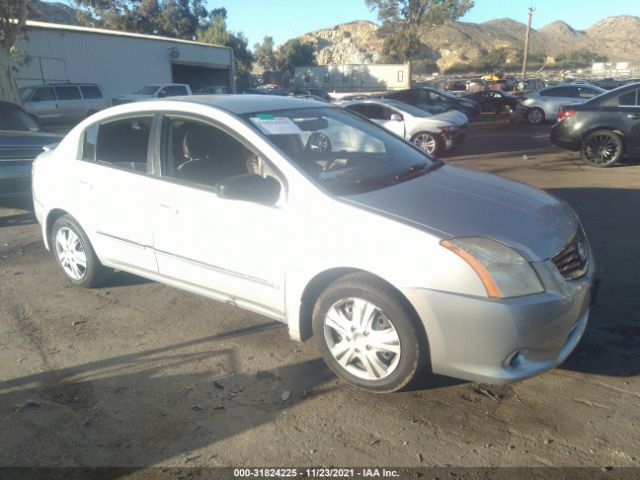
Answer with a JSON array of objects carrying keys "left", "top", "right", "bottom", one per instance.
[
  {"left": 275, "top": 39, "right": 315, "bottom": 74},
  {"left": 0, "top": 0, "right": 28, "bottom": 103},
  {"left": 73, "top": 0, "right": 208, "bottom": 39},
  {"left": 365, "top": 0, "right": 474, "bottom": 62},
  {"left": 254, "top": 36, "right": 276, "bottom": 72},
  {"left": 197, "top": 10, "right": 253, "bottom": 88}
]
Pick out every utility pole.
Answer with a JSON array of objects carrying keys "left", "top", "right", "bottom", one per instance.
[{"left": 521, "top": 7, "right": 535, "bottom": 81}]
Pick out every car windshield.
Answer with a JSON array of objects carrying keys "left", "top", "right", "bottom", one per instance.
[
  {"left": 0, "top": 104, "right": 40, "bottom": 132},
  {"left": 134, "top": 85, "right": 160, "bottom": 95},
  {"left": 242, "top": 107, "right": 440, "bottom": 196},
  {"left": 384, "top": 100, "right": 432, "bottom": 118},
  {"left": 19, "top": 87, "right": 35, "bottom": 102}
]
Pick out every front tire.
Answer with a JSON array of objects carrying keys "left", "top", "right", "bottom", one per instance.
[
  {"left": 526, "top": 107, "right": 545, "bottom": 124},
  {"left": 581, "top": 130, "right": 623, "bottom": 168},
  {"left": 410, "top": 131, "right": 440, "bottom": 155},
  {"left": 51, "top": 215, "right": 112, "bottom": 287},
  {"left": 312, "top": 273, "right": 428, "bottom": 393}
]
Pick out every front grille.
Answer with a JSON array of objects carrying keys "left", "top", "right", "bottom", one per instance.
[{"left": 552, "top": 228, "right": 589, "bottom": 280}]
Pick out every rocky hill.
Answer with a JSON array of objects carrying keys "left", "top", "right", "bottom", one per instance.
[
  {"left": 27, "top": 0, "right": 79, "bottom": 26},
  {"left": 301, "top": 15, "right": 640, "bottom": 71}
]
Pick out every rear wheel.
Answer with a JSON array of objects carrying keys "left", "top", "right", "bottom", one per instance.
[
  {"left": 410, "top": 131, "right": 440, "bottom": 155},
  {"left": 526, "top": 107, "right": 545, "bottom": 125},
  {"left": 51, "top": 215, "right": 112, "bottom": 287},
  {"left": 581, "top": 130, "right": 623, "bottom": 168},
  {"left": 312, "top": 273, "right": 428, "bottom": 392}
]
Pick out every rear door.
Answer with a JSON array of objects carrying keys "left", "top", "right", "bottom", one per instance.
[
  {"left": 26, "top": 87, "right": 60, "bottom": 123},
  {"left": 617, "top": 88, "right": 640, "bottom": 153},
  {"left": 54, "top": 86, "right": 85, "bottom": 123}
]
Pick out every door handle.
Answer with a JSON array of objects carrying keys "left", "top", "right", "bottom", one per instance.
[
  {"left": 627, "top": 114, "right": 640, "bottom": 120},
  {"left": 159, "top": 203, "right": 179, "bottom": 214},
  {"left": 78, "top": 179, "right": 92, "bottom": 190}
]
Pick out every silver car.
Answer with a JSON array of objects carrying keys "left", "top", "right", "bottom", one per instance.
[
  {"left": 32, "top": 96, "right": 596, "bottom": 392},
  {"left": 20, "top": 83, "right": 109, "bottom": 125},
  {"left": 522, "top": 84, "right": 605, "bottom": 124}
]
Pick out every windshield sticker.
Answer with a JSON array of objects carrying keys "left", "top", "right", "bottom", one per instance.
[{"left": 250, "top": 117, "right": 302, "bottom": 135}]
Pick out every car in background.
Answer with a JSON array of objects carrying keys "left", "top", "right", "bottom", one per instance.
[
  {"left": 0, "top": 101, "right": 62, "bottom": 200},
  {"left": 20, "top": 83, "right": 108, "bottom": 125},
  {"left": 551, "top": 82, "right": 640, "bottom": 167},
  {"left": 340, "top": 99, "right": 467, "bottom": 156},
  {"left": 465, "top": 90, "right": 521, "bottom": 114},
  {"left": 381, "top": 88, "right": 481, "bottom": 120},
  {"left": 293, "top": 88, "right": 333, "bottom": 102},
  {"left": 195, "top": 86, "right": 234, "bottom": 95},
  {"left": 32, "top": 95, "right": 595, "bottom": 392},
  {"left": 521, "top": 84, "right": 605, "bottom": 124},
  {"left": 111, "top": 83, "right": 192, "bottom": 106}
]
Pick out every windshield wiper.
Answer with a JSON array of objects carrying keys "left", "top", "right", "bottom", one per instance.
[{"left": 391, "top": 162, "right": 429, "bottom": 183}]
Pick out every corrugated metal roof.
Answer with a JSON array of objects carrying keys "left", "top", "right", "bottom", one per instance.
[{"left": 25, "top": 20, "right": 231, "bottom": 51}]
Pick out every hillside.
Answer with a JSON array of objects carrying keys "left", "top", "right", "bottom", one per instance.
[{"left": 300, "top": 15, "right": 639, "bottom": 70}]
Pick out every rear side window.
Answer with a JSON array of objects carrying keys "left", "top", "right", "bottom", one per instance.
[
  {"left": 82, "top": 116, "right": 153, "bottom": 172},
  {"left": 32, "top": 87, "right": 56, "bottom": 102},
  {"left": 161, "top": 86, "right": 188, "bottom": 97},
  {"left": 577, "top": 87, "right": 599, "bottom": 99},
  {"left": 80, "top": 85, "right": 102, "bottom": 99},
  {"left": 618, "top": 90, "right": 638, "bottom": 106},
  {"left": 55, "top": 86, "right": 81, "bottom": 100},
  {"left": 541, "top": 87, "right": 573, "bottom": 97}
]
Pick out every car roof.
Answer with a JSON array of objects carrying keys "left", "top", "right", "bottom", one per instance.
[{"left": 177, "top": 94, "right": 327, "bottom": 114}]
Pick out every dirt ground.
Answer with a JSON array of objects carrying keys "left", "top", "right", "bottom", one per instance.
[{"left": 1, "top": 115, "right": 639, "bottom": 478}]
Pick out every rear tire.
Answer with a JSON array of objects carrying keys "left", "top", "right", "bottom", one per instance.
[
  {"left": 51, "top": 215, "right": 113, "bottom": 288},
  {"left": 312, "top": 273, "right": 429, "bottom": 393},
  {"left": 581, "top": 130, "right": 623, "bottom": 168}
]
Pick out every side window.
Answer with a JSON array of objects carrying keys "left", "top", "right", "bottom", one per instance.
[
  {"left": 540, "top": 87, "right": 561, "bottom": 97},
  {"left": 93, "top": 116, "right": 153, "bottom": 172},
  {"left": 80, "top": 85, "right": 102, "bottom": 99},
  {"left": 346, "top": 104, "right": 370, "bottom": 117},
  {"left": 82, "top": 124, "right": 99, "bottom": 161},
  {"left": 161, "top": 117, "right": 258, "bottom": 188},
  {"left": 161, "top": 86, "right": 188, "bottom": 97},
  {"left": 32, "top": 87, "right": 56, "bottom": 102},
  {"left": 55, "top": 86, "right": 81, "bottom": 100},
  {"left": 578, "top": 87, "right": 599, "bottom": 99},
  {"left": 367, "top": 105, "right": 389, "bottom": 120},
  {"left": 618, "top": 90, "right": 638, "bottom": 106}
]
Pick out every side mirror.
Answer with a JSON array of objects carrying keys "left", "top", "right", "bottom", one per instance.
[
  {"left": 215, "top": 174, "right": 281, "bottom": 205},
  {"left": 390, "top": 113, "right": 403, "bottom": 122},
  {"left": 157, "top": 90, "right": 167, "bottom": 98}
]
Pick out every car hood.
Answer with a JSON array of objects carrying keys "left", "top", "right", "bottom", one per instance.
[
  {"left": 429, "top": 110, "right": 468, "bottom": 127},
  {"left": 345, "top": 164, "right": 578, "bottom": 261}
]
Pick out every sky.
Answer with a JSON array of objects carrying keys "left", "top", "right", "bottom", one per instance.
[{"left": 216, "top": 0, "right": 640, "bottom": 47}]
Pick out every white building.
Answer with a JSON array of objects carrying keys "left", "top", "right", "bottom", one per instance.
[
  {"left": 294, "top": 63, "right": 411, "bottom": 92},
  {"left": 15, "top": 21, "right": 234, "bottom": 99}
]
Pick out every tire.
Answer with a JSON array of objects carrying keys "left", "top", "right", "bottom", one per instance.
[
  {"left": 526, "top": 107, "right": 545, "bottom": 125},
  {"left": 51, "top": 215, "right": 112, "bottom": 288},
  {"left": 581, "top": 130, "right": 623, "bottom": 168},
  {"left": 312, "top": 273, "right": 428, "bottom": 393},
  {"left": 410, "top": 131, "right": 440, "bottom": 156}
]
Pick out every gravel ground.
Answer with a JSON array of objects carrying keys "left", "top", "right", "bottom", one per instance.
[{"left": 1, "top": 115, "right": 639, "bottom": 478}]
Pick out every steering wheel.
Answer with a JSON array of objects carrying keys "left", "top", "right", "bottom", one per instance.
[{"left": 305, "top": 132, "right": 332, "bottom": 153}]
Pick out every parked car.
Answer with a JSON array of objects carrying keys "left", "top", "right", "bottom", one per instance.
[
  {"left": 551, "top": 82, "right": 640, "bottom": 167},
  {"left": 20, "top": 83, "right": 108, "bottom": 125},
  {"left": 195, "top": 86, "right": 234, "bottom": 95},
  {"left": 0, "top": 101, "right": 62, "bottom": 200},
  {"left": 293, "top": 88, "right": 333, "bottom": 102},
  {"left": 111, "top": 83, "right": 192, "bottom": 105},
  {"left": 340, "top": 99, "right": 467, "bottom": 156},
  {"left": 32, "top": 95, "right": 595, "bottom": 392},
  {"left": 381, "top": 88, "right": 481, "bottom": 120},
  {"left": 465, "top": 90, "right": 521, "bottom": 114},
  {"left": 521, "top": 84, "right": 605, "bottom": 124}
]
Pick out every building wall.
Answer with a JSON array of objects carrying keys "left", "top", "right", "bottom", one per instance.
[
  {"left": 16, "top": 22, "right": 234, "bottom": 100},
  {"left": 293, "top": 64, "right": 411, "bottom": 92}
]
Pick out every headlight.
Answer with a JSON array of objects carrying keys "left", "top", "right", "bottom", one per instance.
[{"left": 440, "top": 237, "right": 544, "bottom": 298}]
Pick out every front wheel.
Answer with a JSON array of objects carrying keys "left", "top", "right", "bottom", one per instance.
[
  {"left": 51, "top": 215, "right": 112, "bottom": 287},
  {"left": 581, "top": 130, "right": 623, "bottom": 168},
  {"left": 410, "top": 131, "right": 440, "bottom": 155},
  {"left": 312, "top": 273, "right": 428, "bottom": 392},
  {"left": 526, "top": 107, "right": 545, "bottom": 125}
]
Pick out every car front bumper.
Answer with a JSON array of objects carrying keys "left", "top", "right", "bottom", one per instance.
[
  {"left": 402, "top": 261, "right": 595, "bottom": 384},
  {"left": 442, "top": 127, "right": 468, "bottom": 150}
]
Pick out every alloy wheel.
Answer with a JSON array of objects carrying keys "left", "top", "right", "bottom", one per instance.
[
  {"left": 584, "top": 134, "right": 620, "bottom": 166},
  {"left": 412, "top": 133, "right": 437, "bottom": 154},
  {"left": 54, "top": 227, "right": 87, "bottom": 280}
]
